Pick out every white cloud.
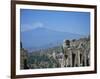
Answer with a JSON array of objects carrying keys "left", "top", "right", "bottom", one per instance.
[
  {"left": 21, "top": 22, "right": 44, "bottom": 32},
  {"left": 33, "top": 22, "right": 44, "bottom": 28}
]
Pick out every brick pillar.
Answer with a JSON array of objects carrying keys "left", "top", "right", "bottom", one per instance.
[
  {"left": 77, "top": 49, "right": 81, "bottom": 66},
  {"left": 84, "top": 50, "right": 87, "bottom": 66},
  {"left": 68, "top": 48, "right": 72, "bottom": 67}
]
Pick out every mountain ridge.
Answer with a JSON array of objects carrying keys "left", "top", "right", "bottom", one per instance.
[{"left": 21, "top": 27, "right": 85, "bottom": 52}]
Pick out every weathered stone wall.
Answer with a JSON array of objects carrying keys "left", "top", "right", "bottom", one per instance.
[{"left": 62, "top": 37, "right": 90, "bottom": 67}]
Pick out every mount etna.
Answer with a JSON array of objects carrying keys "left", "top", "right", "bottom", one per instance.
[{"left": 21, "top": 27, "right": 84, "bottom": 52}]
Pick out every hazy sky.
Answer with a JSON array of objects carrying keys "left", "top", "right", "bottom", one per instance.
[{"left": 20, "top": 9, "right": 90, "bottom": 35}]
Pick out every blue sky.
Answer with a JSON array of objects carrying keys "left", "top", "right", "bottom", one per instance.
[{"left": 20, "top": 9, "right": 90, "bottom": 35}]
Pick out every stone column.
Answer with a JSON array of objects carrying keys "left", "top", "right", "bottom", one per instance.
[
  {"left": 77, "top": 49, "right": 81, "bottom": 66},
  {"left": 83, "top": 50, "right": 87, "bottom": 66},
  {"left": 65, "top": 49, "right": 69, "bottom": 67},
  {"left": 73, "top": 49, "right": 77, "bottom": 67},
  {"left": 68, "top": 48, "right": 72, "bottom": 67}
]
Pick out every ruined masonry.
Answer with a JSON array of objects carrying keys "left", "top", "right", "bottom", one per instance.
[{"left": 62, "top": 38, "right": 90, "bottom": 67}]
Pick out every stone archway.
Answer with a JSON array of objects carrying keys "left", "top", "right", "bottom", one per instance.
[{"left": 72, "top": 53, "right": 76, "bottom": 67}]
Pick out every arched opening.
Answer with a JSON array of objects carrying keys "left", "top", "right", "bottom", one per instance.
[
  {"left": 72, "top": 53, "right": 75, "bottom": 67},
  {"left": 80, "top": 54, "right": 82, "bottom": 66}
]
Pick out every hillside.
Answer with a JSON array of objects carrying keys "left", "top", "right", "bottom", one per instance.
[{"left": 20, "top": 36, "right": 90, "bottom": 69}]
